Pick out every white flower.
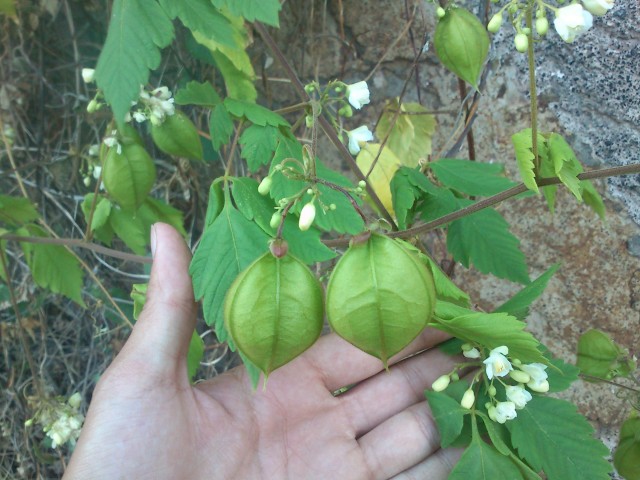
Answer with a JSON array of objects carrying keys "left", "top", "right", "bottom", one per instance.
[
  {"left": 521, "top": 363, "right": 549, "bottom": 392},
  {"left": 88, "top": 144, "right": 100, "bottom": 156},
  {"left": 299, "top": 202, "right": 316, "bottom": 231},
  {"left": 483, "top": 346, "right": 513, "bottom": 380},
  {"left": 92, "top": 165, "right": 102, "bottom": 180},
  {"left": 553, "top": 4, "right": 593, "bottom": 43},
  {"left": 463, "top": 347, "right": 481, "bottom": 359},
  {"left": 494, "top": 401, "right": 517, "bottom": 423},
  {"left": 582, "top": 0, "right": 613, "bottom": 16},
  {"left": 133, "top": 111, "right": 147, "bottom": 123},
  {"left": 160, "top": 99, "right": 175, "bottom": 116},
  {"left": 103, "top": 136, "right": 122, "bottom": 154},
  {"left": 347, "top": 125, "right": 374, "bottom": 155},
  {"left": 431, "top": 374, "right": 451, "bottom": 392},
  {"left": 460, "top": 389, "right": 475, "bottom": 409},
  {"left": 346, "top": 81, "right": 371, "bottom": 109},
  {"left": 505, "top": 385, "right": 533, "bottom": 409},
  {"left": 152, "top": 86, "right": 172, "bottom": 100},
  {"left": 81, "top": 68, "right": 95, "bottom": 83}
]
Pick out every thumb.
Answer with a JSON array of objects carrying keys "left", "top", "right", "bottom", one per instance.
[{"left": 121, "top": 223, "right": 197, "bottom": 378}]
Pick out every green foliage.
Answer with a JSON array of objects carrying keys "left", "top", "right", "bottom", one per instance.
[
  {"left": 582, "top": 180, "right": 606, "bottom": 220},
  {"left": 95, "top": 0, "right": 174, "bottom": 125},
  {"left": 174, "top": 81, "right": 221, "bottom": 107},
  {"left": 190, "top": 198, "right": 270, "bottom": 346},
  {"left": 425, "top": 390, "right": 468, "bottom": 447},
  {"left": 375, "top": 100, "right": 436, "bottom": 168},
  {"left": 429, "top": 159, "right": 518, "bottom": 197},
  {"left": 512, "top": 128, "right": 544, "bottom": 193},
  {"left": 158, "top": 0, "right": 234, "bottom": 47},
  {"left": 130, "top": 283, "right": 148, "bottom": 320},
  {"left": 211, "top": 0, "right": 282, "bottom": 26},
  {"left": 239, "top": 125, "right": 280, "bottom": 171},
  {"left": 615, "top": 413, "right": 640, "bottom": 480},
  {"left": 434, "top": 7, "right": 489, "bottom": 90},
  {"left": 431, "top": 305, "right": 547, "bottom": 364},
  {"left": 103, "top": 143, "right": 157, "bottom": 211},
  {"left": 495, "top": 263, "right": 560, "bottom": 320},
  {"left": 577, "top": 329, "right": 636, "bottom": 380},
  {"left": 507, "top": 396, "right": 612, "bottom": 480},
  {"left": 0, "top": 0, "right": 16, "bottom": 16},
  {"left": 547, "top": 133, "right": 583, "bottom": 201},
  {"left": 17, "top": 225, "right": 85, "bottom": 306},
  {"left": 0, "top": 195, "right": 39, "bottom": 226},
  {"left": 447, "top": 201, "right": 530, "bottom": 284},
  {"left": 450, "top": 416, "right": 524, "bottom": 480},
  {"left": 211, "top": 50, "right": 257, "bottom": 101},
  {"left": 151, "top": 110, "right": 204, "bottom": 160},
  {"left": 224, "top": 99, "right": 288, "bottom": 127},
  {"left": 209, "top": 103, "right": 235, "bottom": 150}
]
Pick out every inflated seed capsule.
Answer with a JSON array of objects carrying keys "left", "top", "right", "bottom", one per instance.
[
  {"left": 224, "top": 248, "right": 324, "bottom": 377},
  {"left": 326, "top": 233, "right": 436, "bottom": 367}
]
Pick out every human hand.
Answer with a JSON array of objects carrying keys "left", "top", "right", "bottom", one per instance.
[{"left": 64, "top": 223, "right": 461, "bottom": 480}]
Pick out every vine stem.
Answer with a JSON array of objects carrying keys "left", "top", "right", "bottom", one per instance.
[
  {"left": 526, "top": 6, "right": 540, "bottom": 171},
  {"left": 254, "top": 22, "right": 398, "bottom": 230}
]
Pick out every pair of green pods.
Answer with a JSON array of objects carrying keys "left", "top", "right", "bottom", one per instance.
[{"left": 224, "top": 233, "right": 436, "bottom": 377}]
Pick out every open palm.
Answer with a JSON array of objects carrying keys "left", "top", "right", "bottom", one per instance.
[{"left": 64, "top": 224, "right": 460, "bottom": 480}]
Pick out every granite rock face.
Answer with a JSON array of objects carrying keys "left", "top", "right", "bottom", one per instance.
[{"left": 265, "top": 0, "right": 639, "bottom": 434}]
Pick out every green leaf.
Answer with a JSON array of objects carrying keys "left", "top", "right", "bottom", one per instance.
[
  {"left": 430, "top": 310, "right": 547, "bottom": 364},
  {"left": 205, "top": 180, "right": 226, "bottom": 229},
  {"left": 95, "top": 0, "right": 174, "bottom": 125},
  {"left": 280, "top": 217, "right": 337, "bottom": 264},
  {"left": 507, "top": 396, "right": 612, "bottom": 480},
  {"left": 211, "top": 0, "right": 282, "bottom": 26},
  {"left": 269, "top": 139, "right": 364, "bottom": 234},
  {"left": 356, "top": 143, "right": 401, "bottom": 215},
  {"left": 0, "top": 0, "right": 16, "bottom": 16},
  {"left": 212, "top": 50, "right": 257, "bottom": 101},
  {"left": 447, "top": 202, "right": 530, "bottom": 284},
  {"left": 430, "top": 159, "right": 518, "bottom": 197},
  {"left": 158, "top": 0, "right": 234, "bottom": 47},
  {"left": 581, "top": 180, "right": 606, "bottom": 220},
  {"left": 512, "top": 129, "right": 543, "bottom": 193},
  {"left": 109, "top": 207, "right": 147, "bottom": 254},
  {"left": 577, "top": 329, "right": 636, "bottom": 380},
  {"left": 477, "top": 412, "right": 513, "bottom": 456},
  {"left": 495, "top": 263, "right": 560, "bottom": 320},
  {"left": 614, "top": 413, "right": 640, "bottom": 480},
  {"left": 0, "top": 195, "right": 39, "bottom": 226},
  {"left": 151, "top": 110, "right": 204, "bottom": 160},
  {"left": 450, "top": 416, "right": 524, "bottom": 480},
  {"left": 18, "top": 225, "right": 85, "bottom": 306},
  {"left": 130, "top": 283, "right": 148, "bottom": 320},
  {"left": 390, "top": 170, "right": 419, "bottom": 229},
  {"left": 547, "top": 133, "right": 583, "bottom": 201},
  {"left": 81, "top": 194, "right": 113, "bottom": 232},
  {"left": 224, "top": 98, "right": 288, "bottom": 127},
  {"left": 190, "top": 202, "right": 270, "bottom": 345},
  {"left": 138, "top": 197, "right": 186, "bottom": 236},
  {"left": 375, "top": 100, "right": 437, "bottom": 168},
  {"left": 174, "top": 80, "right": 221, "bottom": 107},
  {"left": 187, "top": 331, "right": 204, "bottom": 380},
  {"left": 239, "top": 125, "right": 280, "bottom": 171},
  {"left": 103, "top": 143, "right": 156, "bottom": 211},
  {"left": 209, "top": 103, "right": 235, "bottom": 150},
  {"left": 425, "top": 390, "right": 468, "bottom": 448},
  {"left": 434, "top": 7, "right": 489, "bottom": 90}
]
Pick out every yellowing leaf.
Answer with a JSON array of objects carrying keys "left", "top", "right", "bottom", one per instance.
[
  {"left": 375, "top": 99, "right": 436, "bottom": 168},
  {"left": 356, "top": 143, "right": 402, "bottom": 215}
]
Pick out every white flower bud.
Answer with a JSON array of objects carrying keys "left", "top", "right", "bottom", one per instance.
[
  {"left": 514, "top": 33, "right": 529, "bottom": 53},
  {"left": 582, "top": 0, "right": 614, "bottom": 17},
  {"left": 258, "top": 176, "right": 272, "bottom": 195},
  {"left": 81, "top": 68, "right": 95, "bottom": 84},
  {"left": 270, "top": 212, "right": 282, "bottom": 229},
  {"left": 463, "top": 347, "right": 481, "bottom": 359},
  {"left": 506, "top": 385, "right": 532, "bottom": 409},
  {"left": 509, "top": 369, "right": 531, "bottom": 384},
  {"left": 527, "top": 379, "right": 550, "bottom": 393},
  {"left": 298, "top": 202, "right": 316, "bottom": 231},
  {"left": 461, "top": 389, "right": 475, "bottom": 409},
  {"left": 431, "top": 374, "right": 451, "bottom": 392},
  {"left": 536, "top": 17, "right": 549, "bottom": 36},
  {"left": 487, "top": 12, "right": 503, "bottom": 33}
]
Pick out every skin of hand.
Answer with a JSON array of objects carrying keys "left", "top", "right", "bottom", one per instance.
[{"left": 63, "top": 223, "right": 461, "bottom": 480}]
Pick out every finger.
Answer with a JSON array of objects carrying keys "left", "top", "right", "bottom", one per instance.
[
  {"left": 302, "top": 327, "right": 451, "bottom": 392},
  {"left": 338, "top": 347, "right": 458, "bottom": 437},
  {"left": 357, "top": 400, "right": 443, "bottom": 480},
  {"left": 120, "top": 223, "right": 197, "bottom": 378},
  {"left": 391, "top": 447, "right": 463, "bottom": 480}
]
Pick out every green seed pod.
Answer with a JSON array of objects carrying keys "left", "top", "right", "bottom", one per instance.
[
  {"left": 150, "top": 110, "right": 203, "bottom": 161},
  {"left": 224, "top": 250, "right": 324, "bottom": 377},
  {"left": 326, "top": 233, "right": 436, "bottom": 367},
  {"left": 103, "top": 143, "right": 156, "bottom": 211}
]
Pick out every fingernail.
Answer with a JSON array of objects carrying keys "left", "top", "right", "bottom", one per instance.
[{"left": 150, "top": 224, "right": 158, "bottom": 257}]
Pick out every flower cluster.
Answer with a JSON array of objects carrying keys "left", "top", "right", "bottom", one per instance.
[
  {"left": 431, "top": 344, "right": 550, "bottom": 424},
  {"left": 25, "top": 393, "right": 84, "bottom": 449},
  {"left": 126, "top": 85, "right": 176, "bottom": 126},
  {"left": 486, "top": 0, "right": 614, "bottom": 47}
]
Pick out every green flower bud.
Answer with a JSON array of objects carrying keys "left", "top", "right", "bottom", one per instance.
[
  {"left": 461, "top": 389, "right": 475, "bottom": 409},
  {"left": 87, "top": 99, "right": 99, "bottom": 113},
  {"left": 450, "top": 372, "right": 460, "bottom": 382},
  {"left": 536, "top": 17, "right": 549, "bottom": 35},
  {"left": 514, "top": 33, "right": 529, "bottom": 53},
  {"left": 488, "top": 385, "right": 497, "bottom": 397},
  {"left": 487, "top": 12, "right": 503, "bottom": 33},
  {"left": 270, "top": 212, "right": 282, "bottom": 229},
  {"left": 436, "top": 7, "right": 446, "bottom": 18},
  {"left": 258, "top": 176, "right": 272, "bottom": 196},
  {"left": 510, "top": 369, "right": 531, "bottom": 384}
]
